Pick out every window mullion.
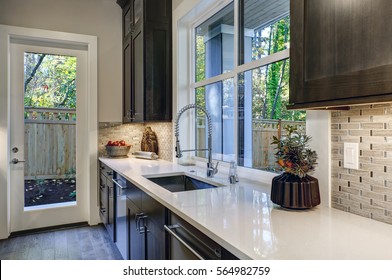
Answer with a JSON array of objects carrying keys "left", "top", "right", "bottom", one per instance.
[
  {"left": 233, "top": 0, "right": 239, "bottom": 162},
  {"left": 237, "top": 48, "right": 290, "bottom": 74},
  {"left": 192, "top": 71, "right": 235, "bottom": 89}
]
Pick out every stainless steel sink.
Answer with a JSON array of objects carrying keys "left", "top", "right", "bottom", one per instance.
[{"left": 144, "top": 174, "right": 222, "bottom": 192}]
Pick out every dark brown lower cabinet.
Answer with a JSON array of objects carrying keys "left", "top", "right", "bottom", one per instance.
[
  {"left": 126, "top": 198, "right": 145, "bottom": 260},
  {"left": 99, "top": 162, "right": 115, "bottom": 242},
  {"left": 126, "top": 185, "right": 166, "bottom": 260},
  {"left": 145, "top": 218, "right": 165, "bottom": 260},
  {"left": 124, "top": 181, "right": 238, "bottom": 260}
]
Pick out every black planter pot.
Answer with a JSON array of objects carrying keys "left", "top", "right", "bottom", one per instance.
[{"left": 270, "top": 172, "right": 320, "bottom": 209}]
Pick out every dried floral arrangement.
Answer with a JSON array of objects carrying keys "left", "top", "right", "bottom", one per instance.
[{"left": 271, "top": 125, "right": 318, "bottom": 178}]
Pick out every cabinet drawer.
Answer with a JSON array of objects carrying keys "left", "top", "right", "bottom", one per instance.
[
  {"left": 100, "top": 162, "right": 114, "bottom": 180},
  {"left": 99, "top": 184, "right": 108, "bottom": 224}
]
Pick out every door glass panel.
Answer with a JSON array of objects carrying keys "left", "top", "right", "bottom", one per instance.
[{"left": 23, "top": 52, "right": 77, "bottom": 207}]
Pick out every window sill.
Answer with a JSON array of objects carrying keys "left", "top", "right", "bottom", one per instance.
[{"left": 186, "top": 157, "right": 279, "bottom": 185}]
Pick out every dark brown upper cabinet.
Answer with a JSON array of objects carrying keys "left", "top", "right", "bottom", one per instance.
[
  {"left": 289, "top": 0, "right": 392, "bottom": 109},
  {"left": 118, "top": 0, "right": 172, "bottom": 122}
]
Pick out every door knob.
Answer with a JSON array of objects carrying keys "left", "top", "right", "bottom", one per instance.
[{"left": 11, "top": 158, "right": 25, "bottom": 164}]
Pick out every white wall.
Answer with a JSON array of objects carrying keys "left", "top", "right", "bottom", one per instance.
[
  {"left": 306, "top": 111, "right": 331, "bottom": 207},
  {"left": 0, "top": 0, "right": 122, "bottom": 122},
  {"left": 173, "top": 0, "right": 185, "bottom": 10}
]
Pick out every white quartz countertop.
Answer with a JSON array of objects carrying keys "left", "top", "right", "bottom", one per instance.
[{"left": 99, "top": 156, "right": 392, "bottom": 260}]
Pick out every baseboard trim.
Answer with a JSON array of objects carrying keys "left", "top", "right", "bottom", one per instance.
[{"left": 9, "top": 221, "right": 89, "bottom": 238}]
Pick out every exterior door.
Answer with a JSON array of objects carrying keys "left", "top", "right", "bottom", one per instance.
[{"left": 9, "top": 42, "right": 89, "bottom": 232}]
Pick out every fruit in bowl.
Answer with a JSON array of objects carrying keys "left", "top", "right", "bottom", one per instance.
[
  {"left": 105, "top": 140, "right": 131, "bottom": 157},
  {"left": 106, "top": 140, "right": 127, "bottom": 146}
]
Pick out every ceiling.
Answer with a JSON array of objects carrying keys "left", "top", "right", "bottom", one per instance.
[{"left": 197, "top": 0, "right": 289, "bottom": 35}]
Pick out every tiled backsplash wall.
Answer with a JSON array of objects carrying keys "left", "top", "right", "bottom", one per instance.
[
  {"left": 331, "top": 103, "right": 392, "bottom": 225},
  {"left": 98, "top": 122, "right": 173, "bottom": 162}
]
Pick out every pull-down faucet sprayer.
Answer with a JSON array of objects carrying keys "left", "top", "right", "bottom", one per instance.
[{"left": 174, "top": 104, "right": 219, "bottom": 177}]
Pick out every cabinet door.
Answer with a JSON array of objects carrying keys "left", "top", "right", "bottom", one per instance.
[
  {"left": 120, "top": 0, "right": 172, "bottom": 123},
  {"left": 123, "top": 36, "right": 133, "bottom": 123},
  {"left": 99, "top": 174, "right": 108, "bottom": 224},
  {"left": 144, "top": 0, "right": 171, "bottom": 121},
  {"left": 133, "top": 0, "right": 143, "bottom": 30},
  {"left": 290, "top": 0, "right": 392, "bottom": 109},
  {"left": 145, "top": 220, "right": 165, "bottom": 260},
  {"left": 144, "top": 22, "right": 172, "bottom": 121},
  {"left": 142, "top": 192, "right": 166, "bottom": 259},
  {"left": 131, "top": 27, "right": 144, "bottom": 122},
  {"left": 126, "top": 198, "right": 145, "bottom": 260},
  {"left": 123, "top": 3, "right": 132, "bottom": 40},
  {"left": 106, "top": 175, "right": 116, "bottom": 242}
]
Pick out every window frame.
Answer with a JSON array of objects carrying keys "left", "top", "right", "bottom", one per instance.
[
  {"left": 190, "top": 0, "right": 290, "bottom": 166},
  {"left": 173, "top": 0, "right": 291, "bottom": 183}
]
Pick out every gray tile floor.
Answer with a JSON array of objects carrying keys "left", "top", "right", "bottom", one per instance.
[{"left": 0, "top": 225, "right": 123, "bottom": 260}]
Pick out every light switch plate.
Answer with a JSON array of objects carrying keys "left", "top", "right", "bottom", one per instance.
[{"left": 344, "top": 142, "right": 359, "bottom": 170}]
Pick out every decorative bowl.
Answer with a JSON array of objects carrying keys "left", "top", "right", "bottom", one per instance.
[{"left": 105, "top": 145, "right": 131, "bottom": 157}]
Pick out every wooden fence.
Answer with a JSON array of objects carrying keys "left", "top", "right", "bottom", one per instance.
[
  {"left": 196, "top": 118, "right": 306, "bottom": 170},
  {"left": 252, "top": 119, "right": 306, "bottom": 171},
  {"left": 24, "top": 107, "right": 76, "bottom": 180}
]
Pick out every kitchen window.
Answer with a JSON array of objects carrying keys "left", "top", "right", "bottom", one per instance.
[{"left": 192, "top": 0, "right": 305, "bottom": 172}]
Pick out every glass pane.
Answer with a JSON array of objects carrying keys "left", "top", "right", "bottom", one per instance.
[
  {"left": 195, "top": 2, "right": 234, "bottom": 82},
  {"left": 239, "top": 0, "right": 290, "bottom": 64},
  {"left": 237, "top": 59, "right": 306, "bottom": 171},
  {"left": 195, "top": 79, "right": 234, "bottom": 162},
  {"left": 24, "top": 52, "right": 77, "bottom": 207}
]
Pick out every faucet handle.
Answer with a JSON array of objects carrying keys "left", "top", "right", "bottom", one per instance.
[
  {"left": 214, "top": 161, "right": 219, "bottom": 172},
  {"left": 207, "top": 161, "right": 219, "bottom": 177}
]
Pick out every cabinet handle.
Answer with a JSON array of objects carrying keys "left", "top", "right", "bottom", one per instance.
[
  {"left": 136, "top": 213, "right": 148, "bottom": 234},
  {"left": 100, "top": 185, "right": 105, "bottom": 191},
  {"left": 164, "top": 225, "right": 205, "bottom": 260},
  {"left": 109, "top": 186, "right": 114, "bottom": 198},
  {"left": 100, "top": 208, "right": 106, "bottom": 214},
  {"left": 127, "top": 109, "right": 135, "bottom": 120},
  {"left": 106, "top": 171, "right": 113, "bottom": 176},
  {"left": 135, "top": 213, "right": 143, "bottom": 232}
]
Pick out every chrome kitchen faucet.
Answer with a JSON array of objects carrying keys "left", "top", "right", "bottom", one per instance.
[{"left": 174, "top": 104, "right": 219, "bottom": 177}]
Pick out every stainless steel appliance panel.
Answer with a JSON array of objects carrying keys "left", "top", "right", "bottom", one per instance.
[
  {"left": 113, "top": 176, "right": 128, "bottom": 259},
  {"left": 165, "top": 213, "right": 222, "bottom": 260}
]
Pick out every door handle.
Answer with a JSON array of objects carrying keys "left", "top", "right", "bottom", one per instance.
[
  {"left": 112, "top": 178, "right": 128, "bottom": 189},
  {"left": 11, "top": 158, "right": 25, "bottom": 164},
  {"left": 164, "top": 225, "right": 205, "bottom": 260}
]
